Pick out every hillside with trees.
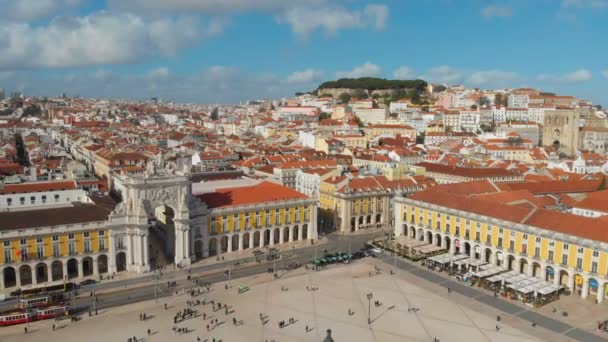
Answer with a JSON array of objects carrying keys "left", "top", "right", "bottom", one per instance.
[{"left": 317, "top": 78, "right": 427, "bottom": 91}]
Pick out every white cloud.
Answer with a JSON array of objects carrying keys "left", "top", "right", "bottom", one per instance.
[
  {"left": 481, "top": 5, "right": 513, "bottom": 18},
  {"left": 602, "top": 69, "right": 608, "bottom": 79},
  {"left": 287, "top": 68, "right": 324, "bottom": 84},
  {"left": 277, "top": 4, "right": 389, "bottom": 38},
  {"left": 107, "top": 0, "right": 327, "bottom": 13},
  {"left": 147, "top": 67, "right": 170, "bottom": 79},
  {"left": 0, "top": 13, "right": 226, "bottom": 69},
  {"left": 421, "top": 65, "right": 463, "bottom": 84},
  {"left": 336, "top": 62, "right": 382, "bottom": 79},
  {"left": 538, "top": 69, "right": 592, "bottom": 83},
  {"left": 468, "top": 70, "right": 519, "bottom": 86},
  {"left": 0, "top": 0, "right": 81, "bottom": 21},
  {"left": 392, "top": 66, "right": 415, "bottom": 79}
]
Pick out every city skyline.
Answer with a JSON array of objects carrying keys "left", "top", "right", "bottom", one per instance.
[{"left": 0, "top": 0, "right": 607, "bottom": 104}]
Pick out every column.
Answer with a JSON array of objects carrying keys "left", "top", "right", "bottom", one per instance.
[
  {"left": 355, "top": 218, "right": 359, "bottom": 232},
  {"left": 469, "top": 244, "right": 475, "bottom": 259},
  {"left": 182, "top": 229, "right": 190, "bottom": 259},
  {"left": 126, "top": 234, "right": 133, "bottom": 266},
  {"left": 228, "top": 236, "right": 233, "bottom": 253},
  {"left": 202, "top": 238, "right": 209, "bottom": 258},
  {"left": 527, "top": 261, "right": 534, "bottom": 276},
  {"left": 15, "top": 268, "right": 21, "bottom": 288},
  {"left": 32, "top": 266, "right": 38, "bottom": 285},
  {"left": 269, "top": 231, "right": 275, "bottom": 246},
  {"left": 597, "top": 281, "right": 605, "bottom": 304},
  {"left": 289, "top": 228, "right": 294, "bottom": 242},
  {"left": 567, "top": 274, "right": 575, "bottom": 291},
  {"left": 581, "top": 277, "right": 589, "bottom": 299},
  {"left": 279, "top": 228, "right": 285, "bottom": 244},
  {"left": 143, "top": 234, "right": 149, "bottom": 266},
  {"left": 238, "top": 233, "right": 244, "bottom": 251},
  {"left": 249, "top": 232, "right": 255, "bottom": 248},
  {"left": 449, "top": 240, "right": 456, "bottom": 255},
  {"left": 93, "top": 258, "right": 99, "bottom": 276},
  {"left": 134, "top": 233, "right": 142, "bottom": 265},
  {"left": 490, "top": 251, "right": 496, "bottom": 266},
  {"left": 77, "top": 260, "right": 84, "bottom": 279},
  {"left": 312, "top": 206, "right": 318, "bottom": 239},
  {"left": 0, "top": 269, "right": 4, "bottom": 289},
  {"left": 553, "top": 268, "right": 560, "bottom": 286},
  {"left": 299, "top": 226, "right": 304, "bottom": 241},
  {"left": 62, "top": 262, "right": 68, "bottom": 281}
]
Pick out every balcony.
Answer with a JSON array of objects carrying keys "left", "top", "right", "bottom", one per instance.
[{"left": 545, "top": 259, "right": 554, "bottom": 264}]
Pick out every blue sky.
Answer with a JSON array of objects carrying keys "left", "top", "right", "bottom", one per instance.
[{"left": 0, "top": 0, "right": 607, "bottom": 104}]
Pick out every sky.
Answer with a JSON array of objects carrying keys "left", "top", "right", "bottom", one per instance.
[{"left": 0, "top": 0, "right": 607, "bottom": 105}]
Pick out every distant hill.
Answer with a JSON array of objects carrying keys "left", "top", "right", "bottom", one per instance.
[
  {"left": 315, "top": 77, "right": 427, "bottom": 99},
  {"left": 318, "top": 77, "right": 427, "bottom": 91}
]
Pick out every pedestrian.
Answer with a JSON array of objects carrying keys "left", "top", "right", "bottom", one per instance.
[
  {"left": 203, "top": 312, "right": 206, "bottom": 319},
  {"left": 305, "top": 325, "right": 308, "bottom": 332},
  {"left": 52, "top": 323, "right": 55, "bottom": 331},
  {"left": 147, "top": 329, "right": 151, "bottom": 335},
  {"left": 233, "top": 317, "right": 237, "bottom": 325},
  {"left": 532, "top": 322, "right": 536, "bottom": 327},
  {"left": 24, "top": 327, "right": 27, "bottom": 334},
  {"left": 496, "top": 315, "right": 501, "bottom": 322},
  {"left": 495, "top": 325, "right": 500, "bottom": 331},
  {"left": 447, "top": 287, "right": 451, "bottom": 294}
]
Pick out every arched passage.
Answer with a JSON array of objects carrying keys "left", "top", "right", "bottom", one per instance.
[
  {"left": 444, "top": 236, "right": 451, "bottom": 252},
  {"left": 410, "top": 226, "right": 416, "bottom": 239},
  {"left": 283, "top": 227, "right": 289, "bottom": 243},
  {"left": 506, "top": 255, "right": 516, "bottom": 271},
  {"left": 116, "top": 252, "right": 127, "bottom": 272},
  {"left": 531, "top": 262, "right": 541, "bottom": 278},
  {"left": 435, "top": 234, "right": 442, "bottom": 247},
  {"left": 589, "top": 278, "right": 599, "bottom": 297},
  {"left": 221, "top": 236, "right": 229, "bottom": 253},
  {"left": 97, "top": 254, "right": 108, "bottom": 274},
  {"left": 35, "top": 263, "right": 48, "bottom": 284},
  {"left": 67, "top": 259, "right": 78, "bottom": 279},
  {"left": 3, "top": 267, "right": 16, "bottom": 288},
  {"left": 194, "top": 240, "right": 203, "bottom": 259},
  {"left": 546, "top": 266, "right": 555, "bottom": 282},
  {"left": 19, "top": 265, "right": 32, "bottom": 286},
  {"left": 366, "top": 215, "right": 372, "bottom": 224},
  {"left": 273, "top": 229, "right": 280, "bottom": 244},
  {"left": 417, "top": 228, "right": 424, "bottom": 241},
  {"left": 464, "top": 241, "right": 471, "bottom": 256},
  {"left": 208, "top": 238, "right": 217, "bottom": 257},
  {"left": 426, "top": 231, "right": 433, "bottom": 244},
  {"left": 253, "top": 231, "right": 261, "bottom": 248},
  {"left": 302, "top": 224, "right": 308, "bottom": 240},
  {"left": 403, "top": 224, "right": 408, "bottom": 237},
  {"left": 519, "top": 258, "right": 529, "bottom": 274},
  {"left": 350, "top": 218, "right": 356, "bottom": 232},
  {"left": 376, "top": 214, "right": 382, "bottom": 224},
  {"left": 232, "top": 235, "right": 239, "bottom": 252},
  {"left": 149, "top": 205, "right": 177, "bottom": 266},
  {"left": 82, "top": 256, "right": 94, "bottom": 277},
  {"left": 358, "top": 216, "right": 364, "bottom": 226},
  {"left": 293, "top": 226, "right": 300, "bottom": 241},
  {"left": 484, "top": 248, "right": 492, "bottom": 263},
  {"left": 559, "top": 269, "right": 570, "bottom": 288},
  {"left": 453, "top": 239, "right": 461, "bottom": 254},
  {"left": 243, "top": 233, "right": 250, "bottom": 249},
  {"left": 263, "top": 229, "right": 271, "bottom": 246},
  {"left": 51, "top": 260, "right": 63, "bottom": 281}
]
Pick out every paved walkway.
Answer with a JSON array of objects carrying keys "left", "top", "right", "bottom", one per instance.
[
  {"left": 0, "top": 259, "right": 549, "bottom": 342},
  {"left": 378, "top": 254, "right": 608, "bottom": 342}
]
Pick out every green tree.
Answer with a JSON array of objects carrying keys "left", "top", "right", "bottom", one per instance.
[
  {"left": 339, "top": 92, "right": 351, "bottom": 104},
  {"left": 318, "top": 112, "right": 331, "bottom": 120},
  {"left": 353, "top": 115, "right": 364, "bottom": 127}
]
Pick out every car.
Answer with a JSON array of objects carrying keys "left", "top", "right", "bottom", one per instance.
[
  {"left": 80, "top": 279, "right": 96, "bottom": 287},
  {"left": 371, "top": 247, "right": 383, "bottom": 254}
]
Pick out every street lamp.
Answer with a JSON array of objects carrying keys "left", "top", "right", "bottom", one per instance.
[{"left": 366, "top": 293, "right": 373, "bottom": 324}]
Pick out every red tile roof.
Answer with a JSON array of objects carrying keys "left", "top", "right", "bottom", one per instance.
[
  {"left": 196, "top": 181, "right": 309, "bottom": 209},
  {"left": 0, "top": 180, "right": 77, "bottom": 194}
]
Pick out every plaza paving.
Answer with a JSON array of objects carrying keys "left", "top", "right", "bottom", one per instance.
[{"left": 0, "top": 259, "right": 569, "bottom": 342}]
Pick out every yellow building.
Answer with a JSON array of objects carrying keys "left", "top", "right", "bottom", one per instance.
[
  {"left": 196, "top": 181, "right": 318, "bottom": 256},
  {"left": 366, "top": 124, "right": 417, "bottom": 140},
  {"left": 0, "top": 190, "right": 113, "bottom": 290},
  {"left": 394, "top": 180, "right": 608, "bottom": 303}
]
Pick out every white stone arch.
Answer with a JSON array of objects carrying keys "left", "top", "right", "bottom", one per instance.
[{"left": 109, "top": 169, "right": 192, "bottom": 273}]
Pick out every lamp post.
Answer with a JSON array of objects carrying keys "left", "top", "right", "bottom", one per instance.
[{"left": 366, "top": 293, "right": 373, "bottom": 324}]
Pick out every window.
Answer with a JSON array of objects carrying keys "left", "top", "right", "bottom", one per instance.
[
  {"left": 476, "top": 222, "right": 481, "bottom": 228},
  {"left": 593, "top": 250, "right": 599, "bottom": 257},
  {"left": 592, "top": 261, "right": 599, "bottom": 274},
  {"left": 52, "top": 235, "right": 59, "bottom": 242},
  {"left": 499, "top": 228, "right": 503, "bottom": 233},
  {"left": 549, "top": 241, "right": 555, "bottom": 247},
  {"left": 510, "top": 231, "right": 515, "bottom": 237},
  {"left": 84, "top": 232, "right": 90, "bottom": 238},
  {"left": 509, "top": 240, "right": 515, "bottom": 251},
  {"left": 36, "top": 237, "right": 43, "bottom": 243},
  {"left": 498, "top": 237, "right": 503, "bottom": 248},
  {"left": 68, "top": 242, "right": 76, "bottom": 255},
  {"left": 30, "top": 196, "right": 35, "bottom": 204},
  {"left": 561, "top": 254, "right": 568, "bottom": 266},
  {"left": 99, "top": 238, "right": 106, "bottom": 251},
  {"left": 455, "top": 227, "right": 460, "bottom": 236},
  {"left": 7, "top": 198, "right": 11, "bottom": 206},
  {"left": 19, "top": 197, "right": 25, "bottom": 205},
  {"left": 4, "top": 249, "right": 11, "bottom": 263},
  {"left": 36, "top": 245, "right": 44, "bottom": 259},
  {"left": 536, "top": 237, "right": 541, "bottom": 243},
  {"left": 41, "top": 195, "right": 46, "bottom": 204},
  {"left": 20, "top": 247, "right": 28, "bottom": 261},
  {"left": 20, "top": 239, "right": 26, "bottom": 245},
  {"left": 548, "top": 250, "right": 554, "bottom": 263},
  {"left": 98, "top": 230, "right": 105, "bottom": 236},
  {"left": 84, "top": 240, "right": 91, "bottom": 253},
  {"left": 577, "top": 247, "right": 583, "bottom": 254},
  {"left": 563, "top": 243, "right": 569, "bottom": 250},
  {"left": 54, "top": 194, "right": 60, "bottom": 202},
  {"left": 486, "top": 235, "right": 491, "bottom": 244},
  {"left": 576, "top": 257, "right": 583, "bottom": 270},
  {"left": 523, "top": 234, "right": 528, "bottom": 240},
  {"left": 53, "top": 244, "right": 60, "bottom": 257},
  {"left": 3, "top": 240, "right": 9, "bottom": 247},
  {"left": 68, "top": 233, "right": 74, "bottom": 240},
  {"left": 475, "top": 231, "right": 480, "bottom": 242},
  {"left": 534, "top": 247, "right": 540, "bottom": 258}
]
